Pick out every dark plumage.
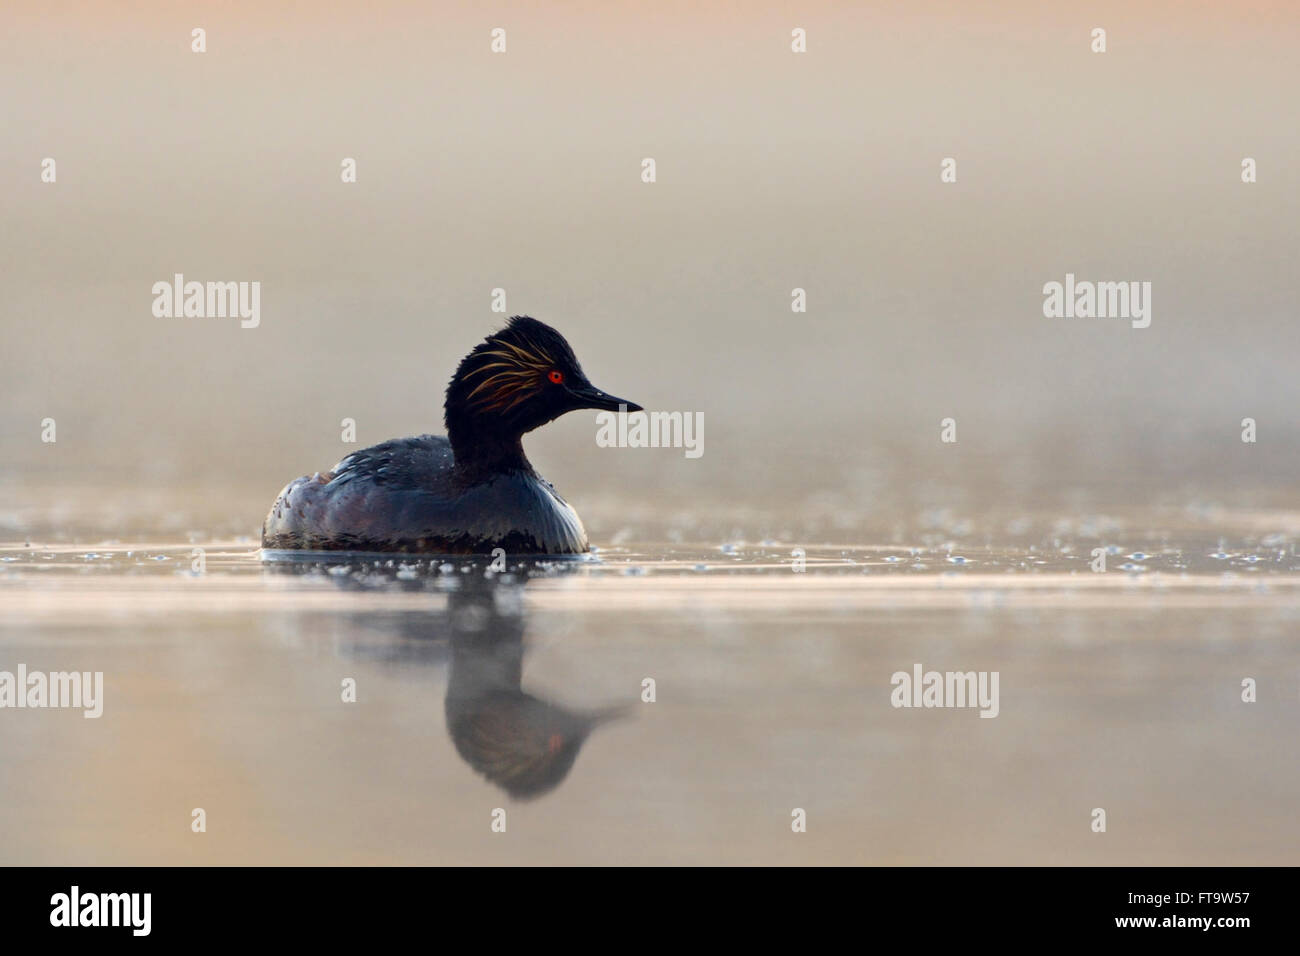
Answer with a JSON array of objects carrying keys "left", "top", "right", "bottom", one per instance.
[{"left": 261, "top": 316, "right": 641, "bottom": 554}]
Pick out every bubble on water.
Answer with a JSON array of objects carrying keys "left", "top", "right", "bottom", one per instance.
[
  {"left": 946, "top": 555, "right": 969, "bottom": 565},
  {"left": 395, "top": 568, "right": 418, "bottom": 581},
  {"left": 438, "top": 563, "right": 455, "bottom": 574},
  {"left": 1128, "top": 552, "right": 1148, "bottom": 561},
  {"left": 1210, "top": 552, "right": 1230, "bottom": 560},
  {"left": 328, "top": 565, "right": 351, "bottom": 576},
  {"left": 884, "top": 555, "right": 902, "bottom": 563},
  {"left": 1118, "top": 562, "right": 1147, "bottom": 572},
  {"left": 151, "top": 555, "right": 169, "bottom": 561},
  {"left": 1244, "top": 554, "right": 1260, "bottom": 563}
]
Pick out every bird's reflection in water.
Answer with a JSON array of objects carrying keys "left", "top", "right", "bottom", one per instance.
[
  {"left": 444, "top": 583, "right": 628, "bottom": 799},
  {"left": 264, "top": 556, "right": 629, "bottom": 799}
]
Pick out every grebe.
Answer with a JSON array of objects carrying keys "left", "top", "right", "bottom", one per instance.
[{"left": 261, "top": 316, "right": 640, "bottom": 554}]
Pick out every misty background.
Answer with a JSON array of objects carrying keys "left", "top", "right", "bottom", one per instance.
[{"left": 3, "top": 0, "right": 1297, "bottom": 541}]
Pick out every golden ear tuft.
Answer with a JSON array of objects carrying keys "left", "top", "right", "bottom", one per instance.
[{"left": 462, "top": 335, "right": 556, "bottom": 412}]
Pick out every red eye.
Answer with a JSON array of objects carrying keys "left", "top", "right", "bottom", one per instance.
[{"left": 548, "top": 370, "right": 564, "bottom": 384}]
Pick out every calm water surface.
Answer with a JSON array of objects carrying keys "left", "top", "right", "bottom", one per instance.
[{"left": 3, "top": 507, "right": 1299, "bottom": 865}]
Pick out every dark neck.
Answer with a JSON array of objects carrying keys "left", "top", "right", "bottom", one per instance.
[{"left": 446, "top": 415, "right": 533, "bottom": 483}]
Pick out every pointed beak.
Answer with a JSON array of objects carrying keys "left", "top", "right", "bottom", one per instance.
[{"left": 571, "top": 383, "right": 643, "bottom": 413}]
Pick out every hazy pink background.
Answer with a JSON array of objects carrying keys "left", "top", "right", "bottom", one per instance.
[{"left": 3, "top": 1, "right": 1297, "bottom": 536}]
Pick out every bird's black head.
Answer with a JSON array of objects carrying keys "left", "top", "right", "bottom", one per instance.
[{"left": 445, "top": 316, "right": 641, "bottom": 468}]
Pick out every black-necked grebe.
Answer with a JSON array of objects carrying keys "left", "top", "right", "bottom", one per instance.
[{"left": 261, "top": 316, "right": 641, "bottom": 554}]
